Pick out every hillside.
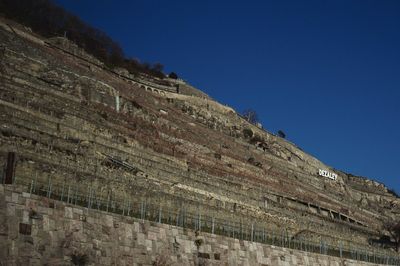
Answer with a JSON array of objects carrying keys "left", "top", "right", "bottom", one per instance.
[{"left": 0, "top": 16, "right": 399, "bottom": 262}]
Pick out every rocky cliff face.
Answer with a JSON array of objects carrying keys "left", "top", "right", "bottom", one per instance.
[{"left": 0, "top": 16, "right": 399, "bottom": 256}]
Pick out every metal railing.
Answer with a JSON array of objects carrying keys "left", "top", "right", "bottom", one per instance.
[{"left": 2, "top": 175, "right": 400, "bottom": 265}]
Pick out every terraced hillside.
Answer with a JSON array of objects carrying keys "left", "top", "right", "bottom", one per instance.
[{"left": 0, "top": 17, "right": 399, "bottom": 257}]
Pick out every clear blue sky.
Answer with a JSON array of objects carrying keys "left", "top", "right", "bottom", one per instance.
[{"left": 55, "top": 0, "right": 400, "bottom": 194}]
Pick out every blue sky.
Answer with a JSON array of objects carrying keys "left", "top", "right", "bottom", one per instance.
[{"left": 55, "top": 0, "right": 400, "bottom": 194}]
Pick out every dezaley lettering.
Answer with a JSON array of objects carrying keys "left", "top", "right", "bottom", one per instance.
[{"left": 318, "top": 169, "right": 337, "bottom": 180}]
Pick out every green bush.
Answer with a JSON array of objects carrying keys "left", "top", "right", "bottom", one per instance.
[{"left": 243, "top": 128, "right": 253, "bottom": 138}]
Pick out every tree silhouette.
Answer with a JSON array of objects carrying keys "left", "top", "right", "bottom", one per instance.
[
  {"left": 242, "top": 109, "right": 258, "bottom": 124},
  {"left": 384, "top": 221, "right": 400, "bottom": 252},
  {"left": 0, "top": 0, "right": 165, "bottom": 78},
  {"left": 168, "top": 72, "right": 178, "bottom": 79},
  {"left": 277, "top": 130, "right": 286, "bottom": 138}
]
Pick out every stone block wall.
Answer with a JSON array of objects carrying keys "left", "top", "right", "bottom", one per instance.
[{"left": 0, "top": 185, "right": 388, "bottom": 266}]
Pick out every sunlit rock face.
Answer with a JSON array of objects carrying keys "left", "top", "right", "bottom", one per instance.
[{"left": 0, "top": 17, "right": 399, "bottom": 264}]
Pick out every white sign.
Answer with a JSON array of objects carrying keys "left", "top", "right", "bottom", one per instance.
[{"left": 318, "top": 169, "right": 337, "bottom": 180}]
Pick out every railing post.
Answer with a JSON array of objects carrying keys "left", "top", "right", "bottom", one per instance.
[
  {"left": 91, "top": 189, "right": 96, "bottom": 209},
  {"left": 60, "top": 181, "right": 65, "bottom": 201},
  {"left": 167, "top": 210, "right": 171, "bottom": 224},
  {"left": 183, "top": 206, "right": 187, "bottom": 228},
  {"left": 87, "top": 187, "right": 91, "bottom": 209},
  {"left": 122, "top": 197, "right": 126, "bottom": 216},
  {"left": 240, "top": 221, "right": 243, "bottom": 240},
  {"left": 33, "top": 172, "right": 38, "bottom": 193},
  {"left": 142, "top": 201, "right": 147, "bottom": 220},
  {"left": 319, "top": 240, "right": 322, "bottom": 254},
  {"left": 195, "top": 212, "right": 198, "bottom": 230},
  {"left": 199, "top": 212, "right": 201, "bottom": 232},
  {"left": 89, "top": 188, "right": 93, "bottom": 209},
  {"left": 325, "top": 241, "right": 328, "bottom": 255},
  {"left": 74, "top": 187, "right": 77, "bottom": 205},
  {"left": 272, "top": 232, "right": 275, "bottom": 245},
  {"left": 262, "top": 228, "right": 265, "bottom": 243},
  {"left": 182, "top": 207, "right": 186, "bottom": 228},
  {"left": 158, "top": 205, "right": 162, "bottom": 223},
  {"left": 110, "top": 200, "right": 114, "bottom": 212},
  {"left": 46, "top": 177, "right": 51, "bottom": 198},
  {"left": 140, "top": 201, "right": 144, "bottom": 220},
  {"left": 96, "top": 196, "right": 100, "bottom": 211},
  {"left": 251, "top": 223, "right": 254, "bottom": 242},
  {"left": 106, "top": 193, "right": 110, "bottom": 212},
  {"left": 29, "top": 180, "right": 34, "bottom": 196},
  {"left": 349, "top": 245, "right": 352, "bottom": 260},
  {"left": 67, "top": 185, "right": 71, "bottom": 204},
  {"left": 126, "top": 198, "right": 130, "bottom": 216},
  {"left": 176, "top": 209, "right": 180, "bottom": 227},
  {"left": 0, "top": 168, "right": 3, "bottom": 184}
]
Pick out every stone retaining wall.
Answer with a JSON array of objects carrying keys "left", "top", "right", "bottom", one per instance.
[{"left": 0, "top": 185, "right": 382, "bottom": 266}]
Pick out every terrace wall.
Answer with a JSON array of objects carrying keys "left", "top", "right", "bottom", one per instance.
[{"left": 1, "top": 185, "right": 397, "bottom": 266}]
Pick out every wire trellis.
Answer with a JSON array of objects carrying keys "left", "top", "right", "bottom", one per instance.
[{"left": 1, "top": 174, "right": 399, "bottom": 266}]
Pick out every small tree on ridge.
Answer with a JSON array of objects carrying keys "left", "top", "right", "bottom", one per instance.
[{"left": 242, "top": 109, "right": 258, "bottom": 124}]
